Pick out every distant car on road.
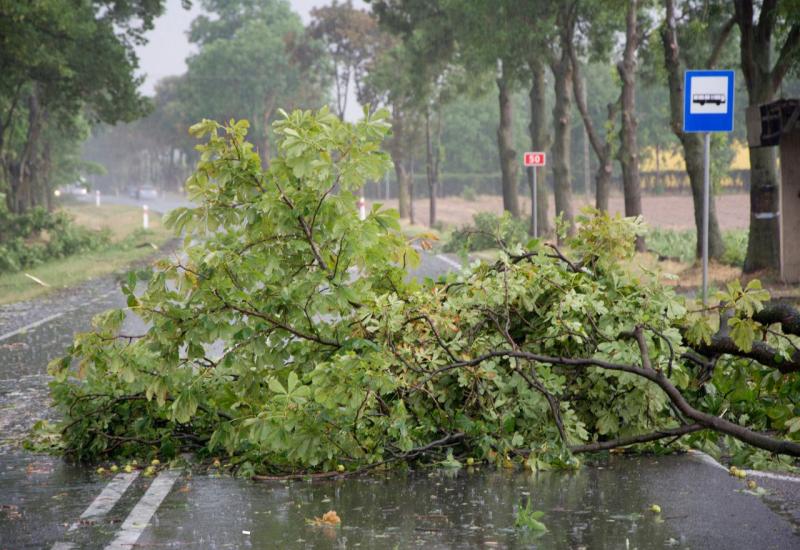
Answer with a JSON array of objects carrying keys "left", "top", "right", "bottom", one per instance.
[
  {"left": 131, "top": 185, "right": 158, "bottom": 200},
  {"left": 55, "top": 184, "right": 88, "bottom": 197}
]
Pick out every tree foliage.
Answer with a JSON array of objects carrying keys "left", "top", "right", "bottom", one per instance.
[
  {"left": 46, "top": 110, "right": 800, "bottom": 475},
  {"left": 0, "top": 0, "right": 170, "bottom": 213}
]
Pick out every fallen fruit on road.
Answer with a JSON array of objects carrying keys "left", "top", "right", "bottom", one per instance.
[
  {"left": 747, "top": 480, "right": 757, "bottom": 490},
  {"left": 124, "top": 465, "right": 133, "bottom": 473},
  {"left": 109, "top": 465, "right": 118, "bottom": 473},
  {"left": 336, "top": 464, "right": 345, "bottom": 473},
  {"left": 96, "top": 467, "right": 105, "bottom": 475},
  {"left": 650, "top": 504, "right": 661, "bottom": 514}
]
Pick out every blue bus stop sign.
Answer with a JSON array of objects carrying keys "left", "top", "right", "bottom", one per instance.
[{"left": 683, "top": 69, "right": 735, "bottom": 133}]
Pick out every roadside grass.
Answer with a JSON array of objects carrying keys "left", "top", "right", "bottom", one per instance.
[
  {"left": 64, "top": 203, "right": 160, "bottom": 242},
  {"left": 0, "top": 204, "right": 173, "bottom": 305}
]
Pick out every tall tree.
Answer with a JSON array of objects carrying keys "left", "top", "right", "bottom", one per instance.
[
  {"left": 617, "top": 0, "right": 645, "bottom": 251},
  {"left": 372, "top": 0, "right": 527, "bottom": 218},
  {"left": 310, "top": 1, "right": 390, "bottom": 120},
  {"left": 661, "top": 0, "right": 733, "bottom": 260},
  {"left": 181, "top": 0, "right": 329, "bottom": 163},
  {"left": 527, "top": 57, "right": 552, "bottom": 234},
  {"left": 0, "top": 0, "right": 169, "bottom": 213},
  {"left": 548, "top": 1, "right": 578, "bottom": 237},
  {"left": 569, "top": 40, "right": 620, "bottom": 212},
  {"left": 733, "top": 0, "right": 800, "bottom": 272}
]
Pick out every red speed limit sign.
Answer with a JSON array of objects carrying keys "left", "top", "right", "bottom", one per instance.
[{"left": 523, "top": 152, "right": 546, "bottom": 166}]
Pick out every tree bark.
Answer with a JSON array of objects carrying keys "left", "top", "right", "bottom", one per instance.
[
  {"left": 425, "top": 107, "right": 439, "bottom": 227},
  {"left": 527, "top": 56, "right": 550, "bottom": 235},
  {"left": 496, "top": 60, "right": 521, "bottom": 218},
  {"left": 569, "top": 42, "right": 617, "bottom": 213},
  {"left": 618, "top": 0, "right": 644, "bottom": 251},
  {"left": 662, "top": 0, "right": 726, "bottom": 260},
  {"left": 734, "top": 0, "right": 800, "bottom": 272},
  {"left": 390, "top": 103, "right": 410, "bottom": 219},
  {"left": 550, "top": 15, "right": 576, "bottom": 239}
]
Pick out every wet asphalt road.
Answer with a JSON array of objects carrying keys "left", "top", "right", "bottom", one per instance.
[{"left": 1, "top": 197, "right": 799, "bottom": 548}]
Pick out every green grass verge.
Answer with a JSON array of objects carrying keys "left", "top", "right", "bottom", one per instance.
[{"left": 0, "top": 205, "right": 173, "bottom": 305}]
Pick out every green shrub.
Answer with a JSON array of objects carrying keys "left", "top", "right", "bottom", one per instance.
[
  {"left": 461, "top": 185, "right": 477, "bottom": 201},
  {"left": 0, "top": 206, "right": 111, "bottom": 273},
  {"left": 443, "top": 211, "right": 528, "bottom": 252},
  {"left": 646, "top": 227, "right": 748, "bottom": 267}
]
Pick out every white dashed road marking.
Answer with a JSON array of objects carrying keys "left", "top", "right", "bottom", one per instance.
[
  {"left": 0, "top": 312, "right": 65, "bottom": 343},
  {"left": 70, "top": 471, "right": 140, "bottom": 530},
  {"left": 104, "top": 469, "right": 181, "bottom": 550},
  {"left": 0, "top": 290, "right": 116, "bottom": 342},
  {"left": 50, "top": 472, "right": 140, "bottom": 549}
]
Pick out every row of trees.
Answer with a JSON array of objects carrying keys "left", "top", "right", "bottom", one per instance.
[
  {"left": 362, "top": 0, "right": 800, "bottom": 271},
  {"left": 34, "top": 1, "right": 799, "bottom": 275},
  {"left": 84, "top": 0, "right": 332, "bottom": 194},
  {"left": 0, "top": 0, "right": 179, "bottom": 215}
]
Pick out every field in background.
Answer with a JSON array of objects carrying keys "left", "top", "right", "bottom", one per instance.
[
  {"left": 370, "top": 192, "right": 750, "bottom": 231},
  {"left": 0, "top": 203, "right": 173, "bottom": 305}
]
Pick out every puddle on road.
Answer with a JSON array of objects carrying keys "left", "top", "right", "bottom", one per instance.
[{"left": 139, "top": 460, "right": 686, "bottom": 549}]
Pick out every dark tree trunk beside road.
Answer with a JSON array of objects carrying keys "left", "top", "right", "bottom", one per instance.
[
  {"left": 569, "top": 40, "right": 618, "bottom": 213},
  {"left": 496, "top": 60, "right": 521, "bottom": 218},
  {"left": 390, "top": 103, "right": 411, "bottom": 219},
  {"left": 527, "top": 56, "right": 550, "bottom": 235},
  {"left": 662, "top": 0, "right": 725, "bottom": 260},
  {"left": 550, "top": 6, "right": 577, "bottom": 240},
  {"left": 734, "top": 0, "right": 800, "bottom": 272},
  {"left": 617, "top": 0, "right": 644, "bottom": 251}
]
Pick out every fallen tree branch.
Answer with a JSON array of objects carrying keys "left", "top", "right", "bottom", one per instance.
[
  {"left": 422, "top": 349, "right": 800, "bottom": 457},
  {"left": 754, "top": 302, "right": 800, "bottom": 337},
  {"left": 692, "top": 334, "right": 800, "bottom": 374},
  {"left": 570, "top": 424, "right": 704, "bottom": 453}
]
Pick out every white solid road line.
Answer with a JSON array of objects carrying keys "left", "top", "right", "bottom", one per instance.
[
  {"left": 691, "top": 450, "right": 800, "bottom": 483},
  {"left": 435, "top": 253, "right": 463, "bottom": 271},
  {"left": 105, "top": 469, "right": 181, "bottom": 550},
  {"left": 0, "top": 289, "right": 117, "bottom": 343},
  {"left": 50, "top": 472, "right": 140, "bottom": 550},
  {"left": 0, "top": 312, "right": 65, "bottom": 343}
]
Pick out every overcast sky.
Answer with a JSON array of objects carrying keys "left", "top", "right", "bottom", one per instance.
[{"left": 135, "top": 0, "right": 367, "bottom": 118}]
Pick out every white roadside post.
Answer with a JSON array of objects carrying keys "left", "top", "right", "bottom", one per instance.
[
  {"left": 523, "top": 151, "right": 547, "bottom": 238},
  {"left": 358, "top": 196, "right": 366, "bottom": 221},
  {"left": 683, "top": 69, "right": 735, "bottom": 305},
  {"left": 95, "top": 189, "right": 101, "bottom": 207},
  {"left": 142, "top": 204, "right": 149, "bottom": 230}
]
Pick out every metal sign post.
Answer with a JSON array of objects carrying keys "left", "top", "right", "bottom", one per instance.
[
  {"left": 683, "top": 69, "right": 735, "bottom": 305},
  {"left": 523, "top": 152, "right": 547, "bottom": 239}
]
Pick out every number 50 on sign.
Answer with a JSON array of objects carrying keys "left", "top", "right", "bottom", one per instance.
[{"left": 523, "top": 152, "right": 546, "bottom": 167}]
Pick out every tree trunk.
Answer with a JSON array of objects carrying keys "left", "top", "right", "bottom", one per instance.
[
  {"left": 8, "top": 89, "right": 44, "bottom": 214},
  {"left": 550, "top": 44, "right": 575, "bottom": 239},
  {"left": 744, "top": 144, "right": 780, "bottom": 272},
  {"left": 409, "top": 158, "right": 415, "bottom": 225},
  {"left": 569, "top": 41, "right": 617, "bottom": 213},
  {"left": 425, "top": 108, "right": 437, "bottom": 227},
  {"left": 618, "top": 0, "right": 644, "bottom": 251},
  {"left": 390, "top": 104, "right": 410, "bottom": 219},
  {"left": 734, "top": 0, "right": 800, "bottom": 272},
  {"left": 528, "top": 56, "right": 550, "bottom": 235},
  {"left": 496, "top": 60, "right": 520, "bottom": 218},
  {"left": 662, "top": 0, "right": 725, "bottom": 260}
]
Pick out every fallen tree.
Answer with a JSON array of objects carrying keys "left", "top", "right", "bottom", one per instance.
[{"left": 45, "top": 108, "right": 800, "bottom": 476}]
